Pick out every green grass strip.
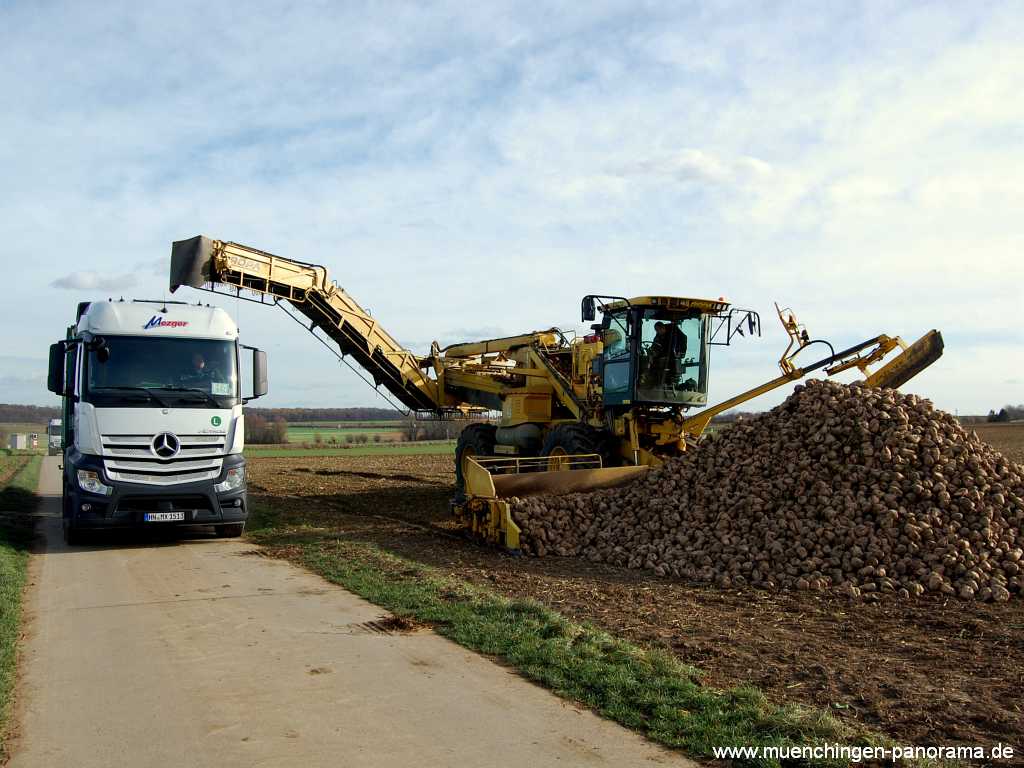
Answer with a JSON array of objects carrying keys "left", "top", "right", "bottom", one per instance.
[
  {"left": 248, "top": 512, "right": 884, "bottom": 768},
  {"left": 0, "top": 455, "right": 40, "bottom": 759}
]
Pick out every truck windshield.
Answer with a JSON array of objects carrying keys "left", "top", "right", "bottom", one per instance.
[
  {"left": 635, "top": 309, "right": 708, "bottom": 406},
  {"left": 84, "top": 336, "right": 238, "bottom": 409}
]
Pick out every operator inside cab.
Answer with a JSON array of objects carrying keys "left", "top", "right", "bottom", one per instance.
[{"left": 646, "top": 321, "right": 687, "bottom": 387}]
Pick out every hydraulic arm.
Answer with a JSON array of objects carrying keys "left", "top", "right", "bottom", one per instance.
[{"left": 680, "top": 304, "right": 944, "bottom": 436}]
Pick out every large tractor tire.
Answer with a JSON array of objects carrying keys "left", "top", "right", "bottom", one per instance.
[
  {"left": 540, "top": 423, "right": 611, "bottom": 470},
  {"left": 454, "top": 423, "right": 497, "bottom": 496}
]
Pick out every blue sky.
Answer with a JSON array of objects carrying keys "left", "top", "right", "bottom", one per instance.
[{"left": 1, "top": 1, "right": 1021, "bottom": 414}]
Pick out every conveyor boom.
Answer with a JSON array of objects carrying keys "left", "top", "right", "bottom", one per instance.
[{"left": 170, "top": 236, "right": 441, "bottom": 412}]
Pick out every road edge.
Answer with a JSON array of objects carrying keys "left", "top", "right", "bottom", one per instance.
[{"left": 0, "top": 456, "right": 43, "bottom": 766}]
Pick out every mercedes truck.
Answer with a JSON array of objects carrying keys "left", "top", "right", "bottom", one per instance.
[{"left": 46, "top": 299, "right": 268, "bottom": 545}]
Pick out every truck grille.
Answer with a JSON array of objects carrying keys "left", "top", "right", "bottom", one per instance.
[{"left": 101, "top": 433, "right": 225, "bottom": 485}]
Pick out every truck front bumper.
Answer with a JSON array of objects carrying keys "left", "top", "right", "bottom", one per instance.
[{"left": 63, "top": 451, "right": 248, "bottom": 529}]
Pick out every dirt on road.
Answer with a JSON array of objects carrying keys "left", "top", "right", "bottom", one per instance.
[
  {"left": 248, "top": 432, "right": 1024, "bottom": 751},
  {"left": 9, "top": 457, "right": 686, "bottom": 768}
]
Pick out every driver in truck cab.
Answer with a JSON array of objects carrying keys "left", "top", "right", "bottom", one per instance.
[{"left": 180, "top": 351, "right": 211, "bottom": 386}]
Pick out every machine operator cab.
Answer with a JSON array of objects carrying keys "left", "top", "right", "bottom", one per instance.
[{"left": 583, "top": 295, "right": 732, "bottom": 410}]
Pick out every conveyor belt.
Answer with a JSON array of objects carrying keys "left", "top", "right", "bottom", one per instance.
[{"left": 170, "top": 236, "right": 441, "bottom": 412}]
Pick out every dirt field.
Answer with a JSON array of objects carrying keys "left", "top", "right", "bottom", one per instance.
[
  {"left": 248, "top": 424, "right": 1024, "bottom": 751},
  {"left": 974, "top": 422, "right": 1024, "bottom": 463}
]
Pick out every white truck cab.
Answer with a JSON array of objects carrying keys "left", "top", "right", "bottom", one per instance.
[{"left": 47, "top": 299, "right": 268, "bottom": 545}]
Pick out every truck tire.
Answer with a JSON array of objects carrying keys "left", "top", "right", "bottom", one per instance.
[
  {"left": 540, "top": 423, "right": 611, "bottom": 470},
  {"left": 454, "top": 423, "right": 497, "bottom": 494},
  {"left": 215, "top": 523, "right": 245, "bottom": 538},
  {"left": 63, "top": 519, "right": 83, "bottom": 546},
  {"left": 61, "top": 483, "right": 83, "bottom": 546}
]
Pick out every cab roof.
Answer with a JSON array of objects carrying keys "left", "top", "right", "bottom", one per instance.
[
  {"left": 604, "top": 296, "right": 731, "bottom": 314},
  {"left": 76, "top": 300, "right": 238, "bottom": 340}
]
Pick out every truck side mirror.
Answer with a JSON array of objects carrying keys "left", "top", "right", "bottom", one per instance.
[
  {"left": 47, "top": 343, "right": 65, "bottom": 395},
  {"left": 252, "top": 349, "right": 268, "bottom": 398},
  {"left": 581, "top": 296, "right": 596, "bottom": 322}
]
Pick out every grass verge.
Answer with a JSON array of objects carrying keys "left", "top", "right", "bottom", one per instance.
[
  {"left": 0, "top": 455, "right": 40, "bottom": 760},
  {"left": 247, "top": 502, "right": 885, "bottom": 768}
]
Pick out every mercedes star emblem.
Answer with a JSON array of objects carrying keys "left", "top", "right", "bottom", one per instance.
[{"left": 152, "top": 432, "right": 181, "bottom": 459}]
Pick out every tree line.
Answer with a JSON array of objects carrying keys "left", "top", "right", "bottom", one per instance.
[
  {"left": 987, "top": 405, "right": 1024, "bottom": 423},
  {"left": 0, "top": 404, "right": 61, "bottom": 423},
  {"left": 245, "top": 407, "right": 403, "bottom": 422}
]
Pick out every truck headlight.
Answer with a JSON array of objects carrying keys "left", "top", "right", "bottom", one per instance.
[
  {"left": 214, "top": 466, "right": 245, "bottom": 493},
  {"left": 77, "top": 469, "right": 113, "bottom": 496}
]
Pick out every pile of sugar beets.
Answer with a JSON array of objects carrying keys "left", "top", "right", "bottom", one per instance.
[{"left": 509, "top": 380, "right": 1024, "bottom": 601}]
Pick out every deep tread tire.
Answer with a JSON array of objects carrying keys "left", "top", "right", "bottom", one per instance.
[
  {"left": 216, "top": 523, "right": 245, "bottom": 538},
  {"left": 540, "top": 423, "right": 612, "bottom": 468},
  {"left": 454, "top": 423, "right": 497, "bottom": 493}
]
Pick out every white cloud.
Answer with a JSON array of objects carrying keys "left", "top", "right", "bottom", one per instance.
[
  {"left": 51, "top": 272, "right": 138, "bottom": 291},
  {"left": 615, "top": 150, "right": 773, "bottom": 188}
]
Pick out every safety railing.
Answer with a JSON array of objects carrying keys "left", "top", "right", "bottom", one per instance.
[{"left": 473, "top": 453, "right": 604, "bottom": 475}]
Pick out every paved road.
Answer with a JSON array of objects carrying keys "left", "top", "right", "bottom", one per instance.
[{"left": 9, "top": 457, "right": 688, "bottom": 767}]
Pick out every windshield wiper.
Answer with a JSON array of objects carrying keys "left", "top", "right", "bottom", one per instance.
[
  {"left": 91, "top": 386, "right": 172, "bottom": 408},
  {"left": 153, "top": 386, "right": 223, "bottom": 408}
]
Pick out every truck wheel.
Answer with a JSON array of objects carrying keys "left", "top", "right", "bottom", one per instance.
[
  {"left": 63, "top": 519, "right": 83, "bottom": 546},
  {"left": 454, "top": 424, "right": 497, "bottom": 494},
  {"left": 541, "top": 424, "right": 610, "bottom": 470},
  {"left": 61, "top": 485, "right": 83, "bottom": 545},
  {"left": 215, "top": 523, "right": 245, "bottom": 538}
]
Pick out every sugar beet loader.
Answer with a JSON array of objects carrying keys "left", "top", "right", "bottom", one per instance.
[{"left": 169, "top": 236, "right": 944, "bottom": 550}]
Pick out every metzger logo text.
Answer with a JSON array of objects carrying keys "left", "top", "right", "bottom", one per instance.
[{"left": 143, "top": 316, "right": 189, "bottom": 330}]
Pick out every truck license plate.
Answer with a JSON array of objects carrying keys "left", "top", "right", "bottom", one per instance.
[{"left": 144, "top": 512, "right": 185, "bottom": 522}]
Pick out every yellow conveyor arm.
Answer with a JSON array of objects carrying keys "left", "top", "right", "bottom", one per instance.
[{"left": 170, "top": 236, "right": 442, "bottom": 412}]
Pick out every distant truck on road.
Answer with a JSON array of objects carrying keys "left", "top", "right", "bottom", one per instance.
[
  {"left": 47, "top": 299, "right": 268, "bottom": 545},
  {"left": 47, "top": 418, "right": 62, "bottom": 455}
]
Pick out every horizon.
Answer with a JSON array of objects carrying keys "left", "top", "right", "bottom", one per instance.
[{"left": 1, "top": 399, "right": 1019, "bottom": 420}]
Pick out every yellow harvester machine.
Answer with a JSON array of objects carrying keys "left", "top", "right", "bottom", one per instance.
[{"left": 170, "top": 236, "right": 944, "bottom": 549}]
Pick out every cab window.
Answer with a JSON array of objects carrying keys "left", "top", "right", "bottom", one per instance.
[{"left": 636, "top": 310, "right": 708, "bottom": 405}]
